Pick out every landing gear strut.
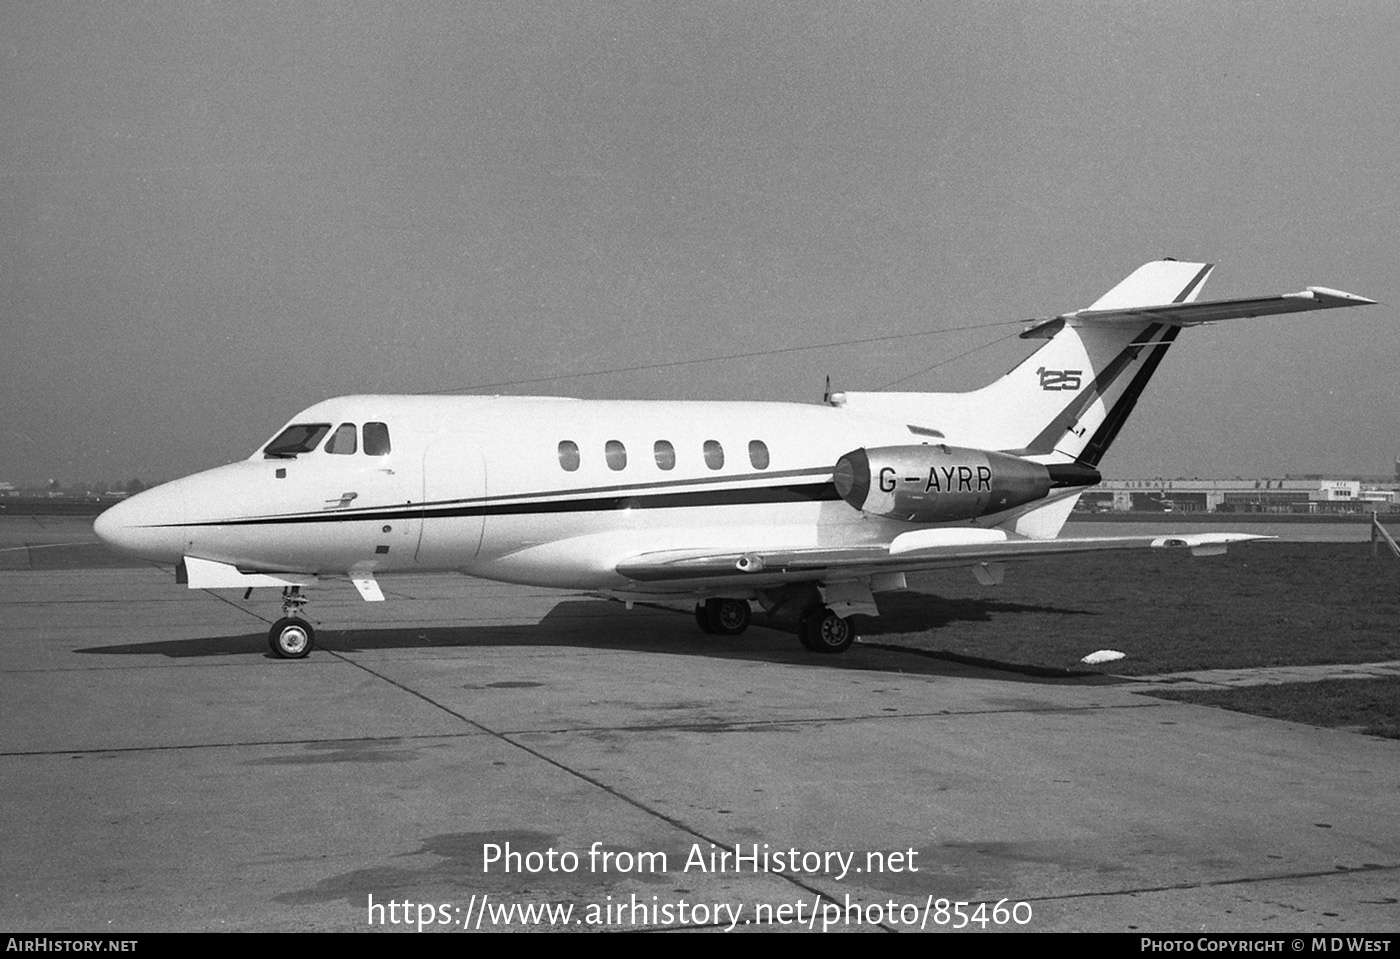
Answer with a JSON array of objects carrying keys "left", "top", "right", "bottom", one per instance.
[{"left": 268, "top": 586, "right": 315, "bottom": 658}]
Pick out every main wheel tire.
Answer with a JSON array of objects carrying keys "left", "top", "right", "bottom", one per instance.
[
  {"left": 269, "top": 617, "right": 315, "bottom": 658},
  {"left": 703, "top": 598, "right": 751, "bottom": 636},
  {"left": 800, "top": 607, "right": 855, "bottom": 654}
]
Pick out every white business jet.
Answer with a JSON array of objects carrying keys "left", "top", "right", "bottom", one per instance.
[{"left": 94, "top": 260, "right": 1373, "bottom": 658}]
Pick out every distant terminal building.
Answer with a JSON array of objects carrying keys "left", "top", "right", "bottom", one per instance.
[{"left": 1082, "top": 477, "right": 1399, "bottom": 514}]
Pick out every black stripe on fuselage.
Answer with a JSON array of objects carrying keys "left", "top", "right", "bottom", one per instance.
[
  {"left": 152, "top": 480, "right": 842, "bottom": 528},
  {"left": 430, "top": 465, "right": 833, "bottom": 510}
]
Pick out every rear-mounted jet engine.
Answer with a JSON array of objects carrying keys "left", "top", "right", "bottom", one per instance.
[{"left": 832, "top": 445, "right": 1100, "bottom": 523}]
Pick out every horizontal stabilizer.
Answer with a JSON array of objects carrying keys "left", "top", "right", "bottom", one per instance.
[{"left": 1023, "top": 286, "right": 1375, "bottom": 337}]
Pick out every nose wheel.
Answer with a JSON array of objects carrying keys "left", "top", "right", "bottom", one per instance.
[
  {"left": 268, "top": 586, "right": 314, "bottom": 658},
  {"left": 269, "top": 617, "right": 315, "bottom": 658}
]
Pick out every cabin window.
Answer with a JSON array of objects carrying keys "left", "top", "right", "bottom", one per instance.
[
  {"left": 326, "top": 423, "right": 358, "bottom": 455},
  {"left": 703, "top": 440, "right": 724, "bottom": 470},
  {"left": 263, "top": 423, "right": 331, "bottom": 459},
  {"left": 364, "top": 422, "right": 391, "bottom": 456},
  {"left": 748, "top": 439, "right": 770, "bottom": 470},
  {"left": 653, "top": 440, "right": 676, "bottom": 471},
  {"left": 558, "top": 440, "right": 580, "bottom": 472},
  {"left": 605, "top": 440, "right": 628, "bottom": 471}
]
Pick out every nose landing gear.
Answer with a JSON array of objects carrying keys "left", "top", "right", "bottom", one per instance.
[{"left": 268, "top": 586, "right": 315, "bottom": 658}]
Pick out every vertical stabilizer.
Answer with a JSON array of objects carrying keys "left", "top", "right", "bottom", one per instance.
[
  {"left": 837, "top": 260, "right": 1215, "bottom": 465},
  {"left": 1087, "top": 260, "right": 1213, "bottom": 309}
]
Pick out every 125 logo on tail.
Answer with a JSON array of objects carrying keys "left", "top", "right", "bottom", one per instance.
[{"left": 1036, "top": 367, "right": 1082, "bottom": 391}]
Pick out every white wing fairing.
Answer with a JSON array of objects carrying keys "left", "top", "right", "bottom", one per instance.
[
  {"left": 178, "top": 555, "right": 317, "bottom": 590},
  {"left": 92, "top": 260, "right": 1375, "bottom": 657}
]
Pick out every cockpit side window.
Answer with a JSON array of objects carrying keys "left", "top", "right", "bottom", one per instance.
[
  {"left": 263, "top": 423, "right": 331, "bottom": 459},
  {"left": 363, "top": 422, "right": 391, "bottom": 456},
  {"left": 326, "top": 423, "right": 358, "bottom": 455}
]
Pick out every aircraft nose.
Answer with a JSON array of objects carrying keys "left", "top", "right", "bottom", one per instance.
[
  {"left": 92, "top": 501, "right": 129, "bottom": 550},
  {"left": 93, "top": 489, "right": 188, "bottom": 564}
]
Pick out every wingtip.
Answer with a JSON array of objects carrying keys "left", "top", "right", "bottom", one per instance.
[{"left": 1306, "top": 286, "right": 1377, "bottom": 306}]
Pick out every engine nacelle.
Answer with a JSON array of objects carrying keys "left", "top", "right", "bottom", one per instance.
[{"left": 832, "top": 445, "right": 1099, "bottom": 523}]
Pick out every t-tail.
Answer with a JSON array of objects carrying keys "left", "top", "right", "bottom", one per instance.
[{"left": 832, "top": 259, "right": 1375, "bottom": 535}]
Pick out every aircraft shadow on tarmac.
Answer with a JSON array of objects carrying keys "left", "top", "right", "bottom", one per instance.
[
  {"left": 73, "top": 592, "right": 1108, "bottom": 682},
  {"left": 855, "top": 590, "right": 1094, "bottom": 633}
]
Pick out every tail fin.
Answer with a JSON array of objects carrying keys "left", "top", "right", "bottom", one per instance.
[
  {"left": 1083, "top": 259, "right": 1213, "bottom": 311},
  {"left": 836, "top": 260, "right": 1373, "bottom": 469}
]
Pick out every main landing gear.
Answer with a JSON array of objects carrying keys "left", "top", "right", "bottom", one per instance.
[
  {"left": 692, "top": 596, "right": 858, "bottom": 654},
  {"left": 694, "top": 598, "right": 752, "bottom": 636},
  {"left": 798, "top": 607, "right": 856, "bottom": 654},
  {"left": 268, "top": 586, "right": 315, "bottom": 659}
]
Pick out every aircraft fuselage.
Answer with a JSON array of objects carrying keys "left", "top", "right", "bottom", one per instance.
[{"left": 96, "top": 393, "right": 956, "bottom": 593}]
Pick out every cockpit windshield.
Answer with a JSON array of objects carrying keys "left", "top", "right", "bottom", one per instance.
[{"left": 263, "top": 423, "right": 331, "bottom": 459}]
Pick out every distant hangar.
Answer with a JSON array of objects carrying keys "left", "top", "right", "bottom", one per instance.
[{"left": 1082, "top": 476, "right": 1399, "bottom": 514}]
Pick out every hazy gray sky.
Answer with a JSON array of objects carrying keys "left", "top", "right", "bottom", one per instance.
[{"left": 3, "top": 1, "right": 1396, "bottom": 486}]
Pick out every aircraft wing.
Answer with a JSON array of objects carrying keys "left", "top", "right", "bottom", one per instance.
[{"left": 614, "top": 531, "right": 1269, "bottom": 583}]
